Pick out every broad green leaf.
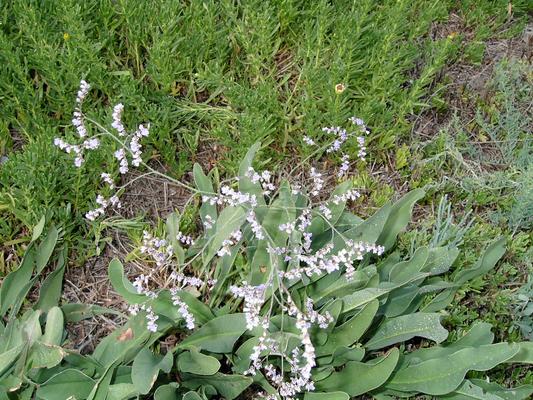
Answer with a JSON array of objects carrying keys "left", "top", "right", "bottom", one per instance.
[
  {"left": 304, "top": 391, "right": 349, "bottom": 400},
  {"left": 470, "top": 379, "right": 533, "bottom": 400},
  {"left": 400, "top": 322, "right": 494, "bottom": 368},
  {"left": 381, "top": 286, "right": 420, "bottom": 318},
  {"left": 61, "top": 303, "right": 120, "bottom": 322},
  {"left": 171, "top": 290, "right": 215, "bottom": 325},
  {"left": 179, "top": 313, "right": 248, "bottom": 353},
  {"left": 0, "top": 344, "right": 24, "bottom": 376},
  {"left": 204, "top": 206, "right": 246, "bottom": 267},
  {"left": 424, "top": 246, "right": 460, "bottom": 275},
  {"left": 0, "top": 245, "right": 35, "bottom": 317},
  {"left": 238, "top": 142, "right": 261, "bottom": 177},
  {"left": 309, "top": 180, "right": 353, "bottom": 236},
  {"left": 377, "top": 189, "right": 425, "bottom": 250},
  {"left": 87, "top": 361, "right": 119, "bottom": 400},
  {"left": 131, "top": 348, "right": 173, "bottom": 395},
  {"left": 454, "top": 238, "right": 506, "bottom": 284},
  {"left": 166, "top": 212, "right": 186, "bottom": 265},
  {"left": 178, "top": 348, "right": 220, "bottom": 375},
  {"left": 108, "top": 383, "right": 138, "bottom": 400},
  {"left": 441, "top": 380, "right": 506, "bottom": 400},
  {"left": 506, "top": 342, "right": 533, "bottom": 364},
  {"left": 422, "top": 239, "right": 506, "bottom": 313},
  {"left": 193, "top": 163, "right": 218, "bottom": 226},
  {"left": 35, "top": 249, "right": 66, "bottom": 312},
  {"left": 42, "top": 307, "right": 64, "bottom": 346},
  {"left": 366, "top": 313, "right": 448, "bottom": 350},
  {"left": 108, "top": 258, "right": 146, "bottom": 304},
  {"left": 93, "top": 314, "right": 165, "bottom": 367},
  {"left": 388, "top": 247, "right": 428, "bottom": 284},
  {"left": 154, "top": 383, "right": 180, "bottom": 400},
  {"left": 35, "top": 226, "right": 59, "bottom": 273},
  {"left": 309, "top": 266, "right": 376, "bottom": 302},
  {"left": 250, "top": 240, "right": 272, "bottom": 286},
  {"left": 36, "top": 369, "right": 95, "bottom": 400},
  {"left": 317, "top": 300, "right": 378, "bottom": 356},
  {"left": 386, "top": 343, "right": 520, "bottom": 395},
  {"left": 183, "top": 391, "right": 204, "bottom": 400},
  {"left": 316, "top": 348, "right": 399, "bottom": 395},
  {"left": 27, "top": 341, "right": 64, "bottom": 369},
  {"left": 183, "top": 372, "right": 252, "bottom": 400},
  {"left": 32, "top": 216, "right": 46, "bottom": 242}
]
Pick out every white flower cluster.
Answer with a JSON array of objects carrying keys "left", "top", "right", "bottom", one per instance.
[
  {"left": 203, "top": 185, "right": 258, "bottom": 208},
  {"left": 233, "top": 288, "right": 334, "bottom": 400},
  {"left": 176, "top": 231, "right": 195, "bottom": 246},
  {"left": 54, "top": 80, "right": 101, "bottom": 167},
  {"left": 230, "top": 282, "right": 268, "bottom": 330},
  {"left": 309, "top": 168, "right": 323, "bottom": 197},
  {"left": 245, "top": 167, "right": 276, "bottom": 195},
  {"left": 132, "top": 231, "right": 217, "bottom": 332},
  {"left": 217, "top": 229, "right": 243, "bottom": 257},
  {"left": 112, "top": 121, "right": 150, "bottom": 174},
  {"left": 85, "top": 193, "right": 121, "bottom": 221},
  {"left": 128, "top": 304, "right": 159, "bottom": 332},
  {"left": 247, "top": 211, "right": 264, "bottom": 240},
  {"left": 55, "top": 80, "right": 152, "bottom": 221},
  {"left": 280, "top": 239, "right": 384, "bottom": 281},
  {"left": 331, "top": 188, "right": 361, "bottom": 205},
  {"left": 170, "top": 289, "right": 196, "bottom": 330},
  {"left": 303, "top": 117, "right": 370, "bottom": 179},
  {"left": 140, "top": 230, "right": 173, "bottom": 267}
]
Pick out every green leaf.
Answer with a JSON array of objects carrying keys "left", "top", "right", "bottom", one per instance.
[
  {"left": 61, "top": 303, "right": 119, "bottom": 322},
  {"left": 317, "top": 299, "right": 378, "bottom": 356},
  {"left": 454, "top": 238, "right": 506, "bottom": 284},
  {"left": 304, "top": 391, "right": 350, "bottom": 400},
  {"left": 386, "top": 343, "right": 520, "bottom": 395},
  {"left": 0, "top": 344, "right": 24, "bottom": 376},
  {"left": 0, "top": 245, "right": 35, "bottom": 317},
  {"left": 179, "top": 313, "right": 248, "bottom": 353},
  {"left": 32, "top": 216, "right": 46, "bottom": 242},
  {"left": 204, "top": 206, "right": 246, "bottom": 267},
  {"left": 506, "top": 342, "right": 533, "bottom": 364},
  {"left": 441, "top": 380, "right": 506, "bottom": 400},
  {"left": 154, "top": 383, "right": 180, "bottom": 400},
  {"left": 183, "top": 391, "right": 204, "bottom": 400},
  {"left": 366, "top": 313, "right": 448, "bottom": 350},
  {"left": 377, "top": 189, "right": 425, "bottom": 250},
  {"left": 470, "top": 379, "right": 533, "bottom": 400},
  {"left": 193, "top": 163, "right": 217, "bottom": 226},
  {"left": 41, "top": 307, "right": 64, "bottom": 346},
  {"left": 316, "top": 348, "right": 399, "bottom": 395},
  {"left": 28, "top": 341, "right": 64, "bottom": 369},
  {"left": 35, "top": 226, "right": 59, "bottom": 273},
  {"left": 422, "top": 239, "right": 506, "bottom": 313},
  {"left": 36, "top": 369, "right": 95, "bottom": 400},
  {"left": 238, "top": 142, "right": 261, "bottom": 177},
  {"left": 399, "top": 322, "right": 495, "bottom": 368},
  {"left": 178, "top": 348, "right": 220, "bottom": 375},
  {"left": 131, "top": 348, "right": 173, "bottom": 395},
  {"left": 108, "top": 383, "right": 138, "bottom": 400},
  {"left": 35, "top": 249, "right": 66, "bottom": 312},
  {"left": 388, "top": 247, "right": 428, "bottom": 284},
  {"left": 108, "top": 258, "right": 146, "bottom": 304},
  {"left": 183, "top": 372, "right": 252, "bottom": 400}
]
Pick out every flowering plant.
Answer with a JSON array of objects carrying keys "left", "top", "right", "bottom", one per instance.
[{"left": 37, "top": 81, "right": 533, "bottom": 400}]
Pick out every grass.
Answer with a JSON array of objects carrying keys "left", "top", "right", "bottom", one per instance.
[{"left": 0, "top": 0, "right": 531, "bottom": 386}]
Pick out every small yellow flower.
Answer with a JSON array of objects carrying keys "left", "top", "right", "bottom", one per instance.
[
  {"left": 63, "top": 32, "right": 70, "bottom": 41},
  {"left": 335, "top": 83, "right": 346, "bottom": 94},
  {"left": 447, "top": 31, "right": 458, "bottom": 40}
]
